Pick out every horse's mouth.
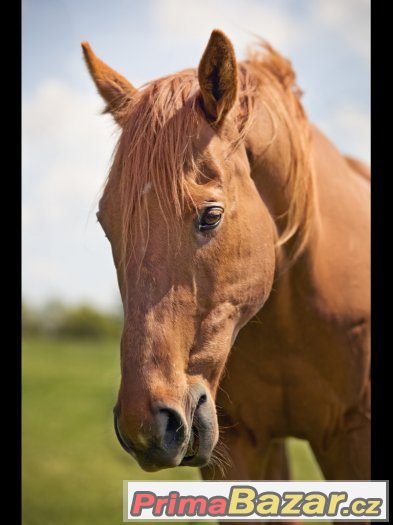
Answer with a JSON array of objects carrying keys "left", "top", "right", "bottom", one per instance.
[{"left": 181, "top": 426, "right": 200, "bottom": 464}]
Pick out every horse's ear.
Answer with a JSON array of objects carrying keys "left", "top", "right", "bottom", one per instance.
[
  {"left": 198, "top": 29, "right": 238, "bottom": 125},
  {"left": 81, "top": 42, "right": 137, "bottom": 126}
]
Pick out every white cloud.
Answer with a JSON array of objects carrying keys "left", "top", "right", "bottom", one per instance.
[
  {"left": 309, "top": 0, "right": 370, "bottom": 61},
  {"left": 23, "top": 79, "right": 118, "bottom": 213},
  {"left": 152, "top": 0, "right": 302, "bottom": 57},
  {"left": 22, "top": 79, "right": 121, "bottom": 308}
]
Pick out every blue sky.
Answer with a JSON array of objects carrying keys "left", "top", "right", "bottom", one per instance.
[{"left": 22, "top": 0, "right": 370, "bottom": 310}]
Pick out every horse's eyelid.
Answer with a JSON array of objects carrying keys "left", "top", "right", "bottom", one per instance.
[{"left": 200, "top": 204, "right": 224, "bottom": 212}]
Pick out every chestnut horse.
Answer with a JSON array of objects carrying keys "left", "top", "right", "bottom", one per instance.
[{"left": 82, "top": 30, "right": 370, "bottom": 483}]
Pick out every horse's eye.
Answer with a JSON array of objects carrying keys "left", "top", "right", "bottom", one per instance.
[{"left": 198, "top": 206, "right": 224, "bottom": 231}]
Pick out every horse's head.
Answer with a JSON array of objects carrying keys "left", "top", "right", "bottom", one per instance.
[{"left": 83, "top": 30, "right": 277, "bottom": 471}]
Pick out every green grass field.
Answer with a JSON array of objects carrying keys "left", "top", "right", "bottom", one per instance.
[{"left": 22, "top": 337, "right": 324, "bottom": 525}]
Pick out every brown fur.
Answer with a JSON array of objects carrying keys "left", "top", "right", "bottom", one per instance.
[
  {"left": 83, "top": 30, "right": 370, "bottom": 496},
  {"left": 198, "top": 29, "right": 239, "bottom": 124},
  {"left": 82, "top": 41, "right": 136, "bottom": 125},
  {"left": 96, "top": 37, "right": 313, "bottom": 274}
]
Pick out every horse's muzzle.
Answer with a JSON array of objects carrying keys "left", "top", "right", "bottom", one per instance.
[{"left": 114, "top": 383, "right": 218, "bottom": 471}]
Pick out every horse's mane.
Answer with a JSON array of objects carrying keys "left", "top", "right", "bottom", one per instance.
[
  {"left": 245, "top": 42, "right": 315, "bottom": 263},
  {"left": 104, "top": 41, "right": 314, "bottom": 270}
]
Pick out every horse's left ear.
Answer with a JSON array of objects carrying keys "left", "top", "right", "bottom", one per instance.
[
  {"left": 81, "top": 41, "right": 137, "bottom": 126},
  {"left": 198, "top": 29, "right": 238, "bottom": 125}
]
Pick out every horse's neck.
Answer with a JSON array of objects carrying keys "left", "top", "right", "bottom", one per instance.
[{"left": 248, "top": 118, "right": 370, "bottom": 321}]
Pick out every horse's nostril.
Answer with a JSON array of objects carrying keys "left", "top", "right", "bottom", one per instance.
[
  {"left": 114, "top": 414, "right": 134, "bottom": 453},
  {"left": 156, "top": 407, "right": 186, "bottom": 450},
  {"left": 197, "top": 393, "right": 207, "bottom": 407}
]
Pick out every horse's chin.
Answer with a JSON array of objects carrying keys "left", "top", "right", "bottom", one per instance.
[
  {"left": 180, "top": 454, "right": 211, "bottom": 468},
  {"left": 135, "top": 424, "right": 217, "bottom": 471}
]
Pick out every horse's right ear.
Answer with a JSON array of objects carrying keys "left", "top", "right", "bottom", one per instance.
[
  {"left": 81, "top": 42, "right": 137, "bottom": 126},
  {"left": 198, "top": 30, "right": 238, "bottom": 126}
]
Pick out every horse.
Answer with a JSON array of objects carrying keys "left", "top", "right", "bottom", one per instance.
[{"left": 82, "top": 29, "right": 370, "bottom": 484}]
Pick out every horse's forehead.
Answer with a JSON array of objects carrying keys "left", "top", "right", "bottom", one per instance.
[
  {"left": 192, "top": 113, "right": 237, "bottom": 152},
  {"left": 190, "top": 127, "right": 236, "bottom": 179}
]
